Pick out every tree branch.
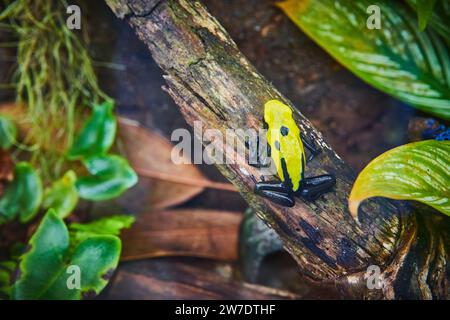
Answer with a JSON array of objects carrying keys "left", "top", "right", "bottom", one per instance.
[{"left": 105, "top": 0, "right": 449, "bottom": 299}]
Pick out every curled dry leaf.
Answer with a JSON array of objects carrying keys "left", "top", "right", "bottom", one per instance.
[
  {"left": 118, "top": 118, "right": 207, "bottom": 210},
  {"left": 121, "top": 209, "right": 242, "bottom": 262}
]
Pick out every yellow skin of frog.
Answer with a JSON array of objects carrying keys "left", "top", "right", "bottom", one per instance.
[{"left": 250, "top": 99, "right": 336, "bottom": 207}]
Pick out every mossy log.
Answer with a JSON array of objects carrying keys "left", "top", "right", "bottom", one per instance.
[{"left": 105, "top": 0, "right": 449, "bottom": 299}]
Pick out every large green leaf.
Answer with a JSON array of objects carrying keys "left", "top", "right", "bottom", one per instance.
[
  {"left": 0, "top": 115, "right": 17, "bottom": 150},
  {"left": 349, "top": 140, "right": 450, "bottom": 219},
  {"left": 0, "top": 162, "right": 42, "bottom": 224},
  {"left": 67, "top": 101, "right": 117, "bottom": 160},
  {"left": 13, "top": 210, "right": 121, "bottom": 300},
  {"left": 42, "top": 171, "right": 79, "bottom": 219},
  {"left": 69, "top": 215, "right": 135, "bottom": 247},
  {"left": 278, "top": 0, "right": 450, "bottom": 119},
  {"left": 76, "top": 155, "right": 138, "bottom": 201}
]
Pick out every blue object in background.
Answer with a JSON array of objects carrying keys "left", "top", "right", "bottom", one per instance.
[{"left": 422, "top": 119, "right": 449, "bottom": 141}]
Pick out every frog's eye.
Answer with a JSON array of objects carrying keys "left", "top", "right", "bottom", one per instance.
[{"left": 280, "top": 126, "right": 289, "bottom": 136}]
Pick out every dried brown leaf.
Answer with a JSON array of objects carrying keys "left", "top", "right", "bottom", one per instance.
[
  {"left": 121, "top": 209, "right": 242, "bottom": 261},
  {"left": 118, "top": 118, "right": 207, "bottom": 210}
]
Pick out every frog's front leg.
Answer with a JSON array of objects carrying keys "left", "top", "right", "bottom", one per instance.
[
  {"left": 297, "top": 174, "right": 336, "bottom": 201},
  {"left": 300, "top": 133, "right": 321, "bottom": 162},
  {"left": 254, "top": 181, "right": 295, "bottom": 207}
]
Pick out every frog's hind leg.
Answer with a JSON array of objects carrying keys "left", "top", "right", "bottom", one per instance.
[
  {"left": 298, "top": 174, "right": 336, "bottom": 201},
  {"left": 254, "top": 181, "right": 295, "bottom": 207}
]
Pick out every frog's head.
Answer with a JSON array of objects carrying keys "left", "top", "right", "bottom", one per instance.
[{"left": 264, "top": 99, "right": 293, "bottom": 128}]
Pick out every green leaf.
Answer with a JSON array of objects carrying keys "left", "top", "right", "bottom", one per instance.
[
  {"left": 12, "top": 210, "right": 121, "bottom": 300},
  {"left": 42, "top": 171, "right": 79, "bottom": 219},
  {"left": 407, "top": 0, "right": 450, "bottom": 41},
  {"left": 76, "top": 155, "right": 138, "bottom": 201},
  {"left": 0, "top": 115, "right": 17, "bottom": 150},
  {"left": 414, "top": 0, "right": 437, "bottom": 31},
  {"left": 67, "top": 101, "right": 117, "bottom": 160},
  {"left": 0, "top": 260, "right": 16, "bottom": 299},
  {"left": 69, "top": 215, "right": 134, "bottom": 248},
  {"left": 0, "top": 162, "right": 42, "bottom": 223},
  {"left": 349, "top": 140, "right": 450, "bottom": 219},
  {"left": 278, "top": 0, "right": 450, "bottom": 120}
]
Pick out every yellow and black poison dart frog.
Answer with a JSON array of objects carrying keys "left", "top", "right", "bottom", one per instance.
[{"left": 249, "top": 99, "right": 336, "bottom": 207}]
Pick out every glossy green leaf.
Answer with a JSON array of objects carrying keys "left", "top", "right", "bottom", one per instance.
[
  {"left": 279, "top": 0, "right": 450, "bottom": 120},
  {"left": 69, "top": 215, "right": 134, "bottom": 247},
  {"left": 67, "top": 101, "right": 117, "bottom": 160},
  {"left": 76, "top": 155, "right": 138, "bottom": 201},
  {"left": 0, "top": 116, "right": 17, "bottom": 150},
  {"left": 13, "top": 210, "right": 121, "bottom": 300},
  {"left": 42, "top": 171, "right": 79, "bottom": 219},
  {"left": 407, "top": 0, "right": 450, "bottom": 41},
  {"left": 0, "top": 162, "right": 42, "bottom": 223},
  {"left": 414, "top": 0, "right": 437, "bottom": 31},
  {"left": 349, "top": 140, "right": 450, "bottom": 219}
]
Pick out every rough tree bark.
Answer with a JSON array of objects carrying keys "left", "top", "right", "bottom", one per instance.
[{"left": 105, "top": 0, "right": 449, "bottom": 299}]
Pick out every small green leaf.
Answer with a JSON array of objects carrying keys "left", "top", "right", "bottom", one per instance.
[
  {"left": 278, "top": 0, "right": 450, "bottom": 120},
  {"left": 349, "top": 140, "right": 450, "bottom": 219},
  {"left": 414, "top": 0, "right": 437, "bottom": 31},
  {"left": 37, "top": 236, "right": 121, "bottom": 300},
  {"left": 0, "top": 259, "right": 16, "bottom": 299},
  {"left": 0, "top": 116, "right": 17, "bottom": 150},
  {"left": 13, "top": 210, "right": 121, "bottom": 300},
  {"left": 13, "top": 210, "right": 69, "bottom": 299},
  {"left": 67, "top": 101, "right": 117, "bottom": 160},
  {"left": 70, "top": 215, "right": 135, "bottom": 237},
  {"left": 42, "top": 171, "right": 79, "bottom": 219},
  {"left": 76, "top": 155, "right": 138, "bottom": 201},
  {"left": 407, "top": 0, "right": 449, "bottom": 40},
  {"left": 69, "top": 215, "right": 135, "bottom": 247},
  {"left": 0, "top": 162, "right": 42, "bottom": 223}
]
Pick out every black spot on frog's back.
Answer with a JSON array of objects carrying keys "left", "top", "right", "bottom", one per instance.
[{"left": 280, "top": 126, "right": 289, "bottom": 136}]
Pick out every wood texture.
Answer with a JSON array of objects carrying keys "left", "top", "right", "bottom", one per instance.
[
  {"left": 105, "top": 0, "right": 449, "bottom": 299},
  {"left": 106, "top": 260, "right": 300, "bottom": 300}
]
